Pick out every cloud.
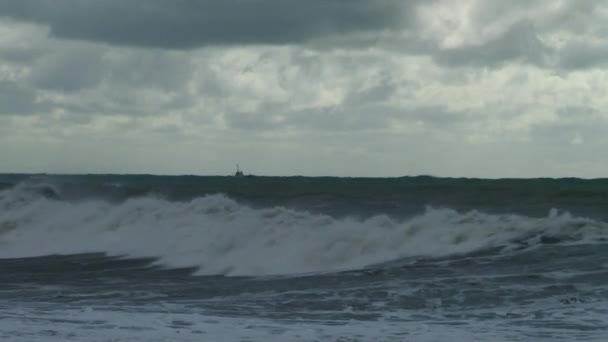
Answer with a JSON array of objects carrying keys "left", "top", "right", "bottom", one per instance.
[
  {"left": 3, "top": 0, "right": 607, "bottom": 71},
  {"left": 556, "top": 41, "right": 608, "bottom": 70},
  {"left": 224, "top": 97, "right": 466, "bottom": 135},
  {"left": 0, "top": 81, "right": 42, "bottom": 115},
  {"left": 28, "top": 45, "right": 105, "bottom": 92},
  {"left": 416, "top": 0, "right": 607, "bottom": 70},
  {"left": 2, "top": 1, "right": 608, "bottom": 177},
  {"left": 0, "top": 0, "right": 410, "bottom": 49},
  {"left": 433, "top": 21, "right": 551, "bottom": 68}
]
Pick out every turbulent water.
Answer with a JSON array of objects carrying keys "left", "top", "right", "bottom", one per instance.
[{"left": 1, "top": 174, "right": 607, "bottom": 341}]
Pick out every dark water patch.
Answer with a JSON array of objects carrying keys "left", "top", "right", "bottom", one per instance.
[
  {"left": 3, "top": 174, "right": 608, "bottom": 219},
  {"left": 0, "top": 254, "right": 198, "bottom": 297}
]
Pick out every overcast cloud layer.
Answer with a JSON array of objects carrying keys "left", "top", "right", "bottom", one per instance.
[
  {"left": 0, "top": 0, "right": 413, "bottom": 48},
  {"left": 1, "top": 0, "right": 608, "bottom": 177}
]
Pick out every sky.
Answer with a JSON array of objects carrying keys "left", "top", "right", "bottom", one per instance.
[{"left": 0, "top": 0, "right": 607, "bottom": 178}]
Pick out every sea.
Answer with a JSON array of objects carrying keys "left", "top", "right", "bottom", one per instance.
[{"left": 0, "top": 174, "right": 607, "bottom": 341}]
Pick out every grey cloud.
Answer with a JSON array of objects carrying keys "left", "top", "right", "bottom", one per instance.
[
  {"left": 288, "top": 106, "right": 392, "bottom": 132},
  {"left": 104, "top": 52, "right": 194, "bottom": 91},
  {"left": 0, "top": 81, "right": 43, "bottom": 115},
  {"left": 58, "top": 85, "right": 192, "bottom": 117},
  {"left": 470, "top": 1, "right": 599, "bottom": 36},
  {"left": 556, "top": 105, "right": 599, "bottom": 120},
  {"left": 45, "top": 48, "right": 191, "bottom": 93},
  {"left": 0, "top": 0, "right": 409, "bottom": 49},
  {"left": 225, "top": 106, "right": 390, "bottom": 132},
  {"left": 531, "top": 121, "right": 607, "bottom": 147},
  {"left": 224, "top": 102, "right": 465, "bottom": 133},
  {"left": 532, "top": 1, "right": 599, "bottom": 35},
  {"left": 223, "top": 103, "right": 381, "bottom": 132},
  {"left": 415, "top": 1, "right": 604, "bottom": 70},
  {"left": 0, "top": 45, "right": 46, "bottom": 64},
  {"left": 433, "top": 21, "right": 551, "bottom": 68},
  {"left": 403, "top": 106, "right": 469, "bottom": 127},
  {"left": 556, "top": 41, "right": 608, "bottom": 70},
  {"left": 11, "top": 42, "right": 197, "bottom": 114},
  {"left": 28, "top": 47, "right": 105, "bottom": 92},
  {"left": 3, "top": 0, "right": 604, "bottom": 72},
  {"left": 343, "top": 75, "right": 398, "bottom": 106},
  {"left": 530, "top": 106, "right": 608, "bottom": 143}
]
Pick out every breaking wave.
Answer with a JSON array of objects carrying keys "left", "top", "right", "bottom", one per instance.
[{"left": 0, "top": 184, "right": 606, "bottom": 276}]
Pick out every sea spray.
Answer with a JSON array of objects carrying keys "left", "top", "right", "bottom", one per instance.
[{"left": 1, "top": 185, "right": 606, "bottom": 276}]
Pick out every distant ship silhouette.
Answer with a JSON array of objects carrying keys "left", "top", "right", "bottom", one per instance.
[{"left": 234, "top": 164, "right": 244, "bottom": 177}]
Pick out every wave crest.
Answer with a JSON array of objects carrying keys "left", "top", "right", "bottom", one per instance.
[{"left": 0, "top": 186, "right": 606, "bottom": 276}]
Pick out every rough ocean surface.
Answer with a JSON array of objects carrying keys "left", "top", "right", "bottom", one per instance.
[{"left": 1, "top": 174, "right": 607, "bottom": 341}]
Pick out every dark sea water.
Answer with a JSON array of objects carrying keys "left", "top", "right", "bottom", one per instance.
[{"left": 1, "top": 174, "right": 607, "bottom": 341}]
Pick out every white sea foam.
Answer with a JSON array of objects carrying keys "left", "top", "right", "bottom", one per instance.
[
  {"left": 0, "top": 304, "right": 531, "bottom": 342},
  {"left": 0, "top": 186, "right": 606, "bottom": 276},
  {"left": 1, "top": 301, "right": 607, "bottom": 342}
]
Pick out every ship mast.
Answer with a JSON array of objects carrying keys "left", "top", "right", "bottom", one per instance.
[{"left": 235, "top": 164, "right": 243, "bottom": 176}]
